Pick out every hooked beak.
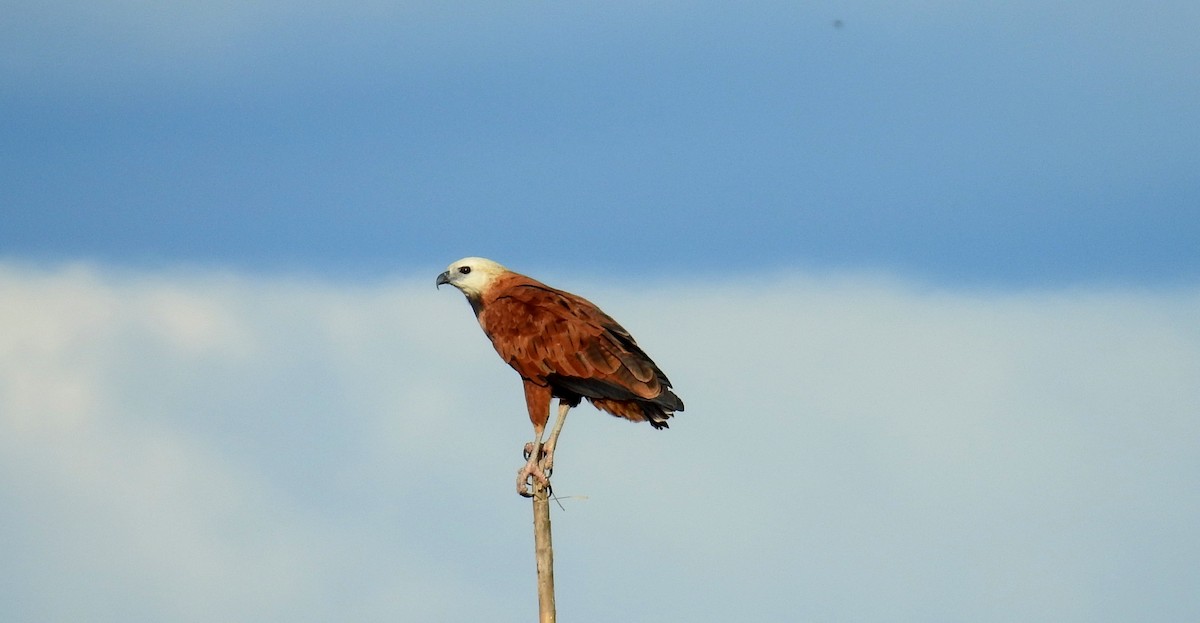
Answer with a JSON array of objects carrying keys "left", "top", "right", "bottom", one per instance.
[{"left": 435, "top": 271, "right": 450, "bottom": 288}]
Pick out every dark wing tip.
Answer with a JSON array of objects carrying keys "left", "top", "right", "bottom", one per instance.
[{"left": 656, "top": 389, "right": 684, "bottom": 412}]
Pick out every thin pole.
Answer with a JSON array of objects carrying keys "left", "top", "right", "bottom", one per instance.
[
  {"left": 531, "top": 401, "right": 569, "bottom": 622},
  {"left": 532, "top": 476, "right": 555, "bottom": 622}
]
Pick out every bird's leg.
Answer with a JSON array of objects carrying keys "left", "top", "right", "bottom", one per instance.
[
  {"left": 517, "top": 425, "right": 549, "bottom": 497},
  {"left": 540, "top": 401, "right": 571, "bottom": 475},
  {"left": 517, "top": 381, "right": 555, "bottom": 497},
  {"left": 515, "top": 402, "right": 569, "bottom": 497}
]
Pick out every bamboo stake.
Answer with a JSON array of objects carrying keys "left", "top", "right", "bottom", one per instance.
[
  {"left": 532, "top": 476, "right": 555, "bottom": 623},
  {"left": 531, "top": 402, "right": 570, "bottom": 623}
]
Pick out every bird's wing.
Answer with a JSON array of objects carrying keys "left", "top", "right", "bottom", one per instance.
[{"left": 479, "top": 283, "right": 670, "bottom": 401}]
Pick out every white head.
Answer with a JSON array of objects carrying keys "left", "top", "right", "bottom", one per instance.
[{"left": 436, "top": 257, "right": 509, "bottom": 298}]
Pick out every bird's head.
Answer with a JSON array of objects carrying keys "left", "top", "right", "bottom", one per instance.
[{"left": 436, "top": 257, "right": 509, "bottom": 298}]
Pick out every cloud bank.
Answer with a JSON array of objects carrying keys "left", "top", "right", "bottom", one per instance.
[{"left": 1, "top": 262, "right": 1197, "bottom": 622}]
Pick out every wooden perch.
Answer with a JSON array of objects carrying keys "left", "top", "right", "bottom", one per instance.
[
  {"left": 530, "top": 403, "right": 569, "bottom": 622},
  {"left": 532, "top": 477, "right": 556, "bottom": 623}
]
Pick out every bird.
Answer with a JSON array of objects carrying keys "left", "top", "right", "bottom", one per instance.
[{"left": 437, "top": 257, "right": 684, "bottom": 496}]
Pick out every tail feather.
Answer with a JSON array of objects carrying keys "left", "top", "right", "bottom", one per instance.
[{"left": 589, "top": 390, "right": 683, "bottom": 429}]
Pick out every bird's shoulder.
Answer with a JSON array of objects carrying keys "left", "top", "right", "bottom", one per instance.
[
  {"left": 479, "top": 274, "right": 616, "bottom": 336},
  {"left": 484, "top": 275, "right": 591, "bottom": 315}
]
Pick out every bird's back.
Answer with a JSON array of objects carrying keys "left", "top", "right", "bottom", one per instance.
[{"left": 477, "top": 273, "right": 683, "bottom": 428}]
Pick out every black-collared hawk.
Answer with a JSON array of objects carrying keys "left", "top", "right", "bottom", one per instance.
[{"left": 437, "top": 257, "right": 684, "bottom": 495}]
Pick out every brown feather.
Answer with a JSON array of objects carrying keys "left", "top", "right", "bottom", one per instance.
[{"left": 475, "top": 272, "right": 683, "bottom": 428}]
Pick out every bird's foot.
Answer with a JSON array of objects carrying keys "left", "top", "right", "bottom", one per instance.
[
  {"left": 516, "top": 454, "right": 550, "bottom": 498},
  {"left": 522, "top": 441, "right": 557, "bottom": 472}
]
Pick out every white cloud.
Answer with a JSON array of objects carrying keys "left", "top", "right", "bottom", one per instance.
[{"left": 0, "top": 263, "right": 1197, "bottom": 622}]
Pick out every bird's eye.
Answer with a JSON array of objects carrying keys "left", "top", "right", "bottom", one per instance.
[{"left": 458, "top": 266, "right": 472, "bottom": 275}]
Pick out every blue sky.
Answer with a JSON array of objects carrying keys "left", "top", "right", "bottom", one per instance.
[
  {"left": 4, "top": 1, "right": 1197, "bottom": 284},
  {"left": 3, "top": 3, "right": 1200, "bottom": 622}
]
